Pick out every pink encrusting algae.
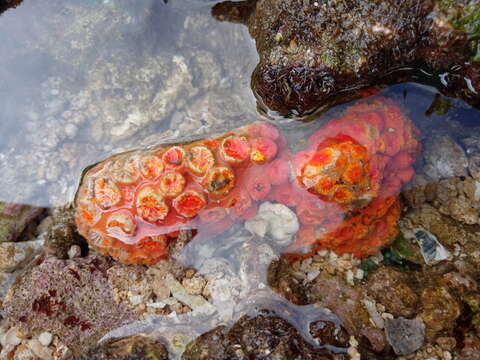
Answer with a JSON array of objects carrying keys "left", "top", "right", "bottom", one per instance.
[{"left": 75, "top": 98, "right": 420, "bottom": 265}]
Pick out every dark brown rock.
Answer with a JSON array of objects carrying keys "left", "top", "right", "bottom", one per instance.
[
  {"left": 213, "top": 0, "right": 480, "bottom": 118},
  {"left": 182, "top": 314, "right": 337, "bottom": 360}
]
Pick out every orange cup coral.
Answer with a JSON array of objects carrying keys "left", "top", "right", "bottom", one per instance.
[
  {"left": 75, "top": 122, "right": 288, "bottom": 265},
  {"left": 75, "top": 98, "right": 420, "bottom": 264}
]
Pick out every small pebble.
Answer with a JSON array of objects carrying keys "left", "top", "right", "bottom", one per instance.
[
  {"left": 38, "top": 331, "right": 53, "bottom": 346},
  {"left": 68, "top": 245, "right": 81, "bottom": 259}
]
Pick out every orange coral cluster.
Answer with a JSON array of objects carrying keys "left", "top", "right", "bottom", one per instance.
[
  {"left": 287, "top": 98, "right": 420, "bottom": 258},
  {"left": 75, "top": 122, "right": 289, "bottom": 264},
  {"left": 75, "top": 98, "right": 420, "bottom": 265}
]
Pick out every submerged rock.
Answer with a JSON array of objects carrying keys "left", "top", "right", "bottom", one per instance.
[
  {"left": 79, "top": 335, "right": 169, "bottom": 360},
  {"left": 213, "top": 0, "right": 480, "bottom": 117},
  {"left": 182, "top": 313, "right": 336, "bottom": 360},
  {"left": 0, "top": 202, "right": 43, "bottom": 243}
]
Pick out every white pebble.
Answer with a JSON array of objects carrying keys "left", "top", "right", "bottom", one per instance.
[
  {"left": 38, "top": 332, "right": 53, "bottom": 346},
  {"left": 354, "top": 268, "right": 364, "bottom": 279},
  {"left": 1, "top": 327, "right": 22, "bottom": 347},
  {"left": 68, "top": 245, "right": 81, "bottom": 259},
  {"left": 349, "top": 336, "right": 359, "bottom": 347},
  {"left": 345, "top": 269, "right": 354, "bottom": 285}
]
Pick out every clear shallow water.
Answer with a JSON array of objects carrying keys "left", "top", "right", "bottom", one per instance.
[
  {"left": 0, "top": 0, "right": 258, "bottom": 207},
  {"left": 2, "top": 1, "right": 480, "bottom": 358}
]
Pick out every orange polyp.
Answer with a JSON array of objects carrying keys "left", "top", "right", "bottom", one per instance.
[
  {"left": 173, "top": 190, "right": 206, "bottom": 218},
  {"left": 106, "top": 211, "right": 136, "bottom": 236},
  {"left": 136, "top": 187, "right": 169, "bottom": 222},
  {"left": 342, "top": 162, "right": 364, "bottom": 184},
  {"left": 220, "top": 135, "right": 250, "bottom": 163},
  {"left": 93, "top": 177, "right": 122, "bottom": 210},
  {"left": 266, "top": 156, "right": 290, "bottom": 186},
  {"left": 332, "top": 185, "right": 354, "bottom": 203},
  {"left": 139, "top": 155, "right": 164, "bottom": 179},
  {"left": 250, "top": 137, "right": 278, "bottom": 164},
  {"left": 247, "top": 122, "right": 280, "bottom": 140},
  {"left": 110, "top": 158, "right": 141, "bottom": 185},
  {"left": 162, "top": 146, "right": 185, "bottom": 170},
  {"left": 246, "top": 169, "right": 271, "bottom": 200},
  {"left": 204, "top": 166, "right": 236, "bottom": 196},
  {"left": 186, "top": 146, "right": 215, "bottom": 175},
  {"left": 158, "top": 172, "right": 186, "bottom": 198}
]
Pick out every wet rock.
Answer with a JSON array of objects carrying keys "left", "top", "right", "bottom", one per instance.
[
  {"left": 79, "top": 335, "right": 168, "bottom": 360},
  {"left": 366, "top": 267, "right": 418, "bottom": 317},
  {"left": 384, "top": 317, "right": 425, "bottom": 355},
  {"left": 182, "top": 314, "right": 335, "bottom": 360},
  {"left": 307, "top": 272, "right": 370, "bottom": 337},
  {"left": 213, "top": 0, "right": 480, "bottom": 117},
  {"left": 44, "top": 206, "right": 86, "bottom": 259},
  {"left": 2, "top": 255, "right": 136, "bottom": 355},
  {"left": 0, "top": 202, "right": 43, "bottom": 243},
  {"left": 0, "top": 238, "right": 44, "bottom": 272},
  {"left": 458, "top": 335, "right": 480, "bottom": 360},
  {"left": 423, "top": 134, "right": 468, "bottom": 181},
  {"left": 419, "top": 287, "right": 461, "bottom": 338},
  {"left": 401, "top": 203, "right": 480, "bottom": 268}
]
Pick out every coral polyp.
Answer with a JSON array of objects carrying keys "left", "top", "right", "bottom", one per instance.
[{"left": 75, "top": 98, "right": 420, "bottom": 264}]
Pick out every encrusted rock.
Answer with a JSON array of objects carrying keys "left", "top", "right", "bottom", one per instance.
[
  {"left": 419, "top": 287, "right": 461, "bottom": 338},
  {"left": 2, "top": 255, "right": 136, "bottom": 354},
  {"left": 182, "top": 314, "right": 335, "bottom": 360},
  {"left": 366, "top": 267, "right": 418, "bottom": 317}
]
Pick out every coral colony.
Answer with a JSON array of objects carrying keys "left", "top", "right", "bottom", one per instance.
[{"left": 75, "top": 98, "right": 420, "bottom": 265}]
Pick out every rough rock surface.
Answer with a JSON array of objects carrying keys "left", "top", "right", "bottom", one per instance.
[
  {"left": 366, "top": 267, "right": 418, "bottom": 318},
  {"left": 182, "top": 313, "right": 335, "bottom": 360},
  {"left": 79, "top": 335, "right": 169, "bottom": 360},
  {"left": 2, "top": 255, "right": 137, "bottom": 354}
]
